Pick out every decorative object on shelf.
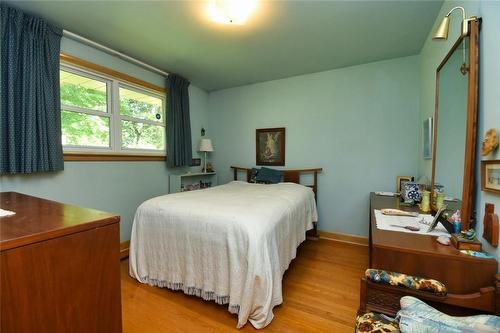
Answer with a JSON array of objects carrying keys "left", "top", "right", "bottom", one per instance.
[
  {"left": 205, "top": 162, "right": 215, "bottom": 173},
  {"left": 419, "top": 190, "right": 431, "bottom": 213},
  {"left": 375, "top": 191, "right": 399, "bottom": 197},
  {"left": 198, "top": 138, "right": 214, "bottom": 173},
  {"left": 460, "top": 228, "right": 476, "bottom": 240},
  {"left": 390, "top": 224, "right": 420, "bottom": 232},
  {"left": 423, "top": 117, "right": 433, "bottom": 160},
  {"left": 169, "top": 172, "right": 217, "bottom": 193},
  {"left": 417, "top": 175, "right": 431, "bottom": 191},
  {"left": 182, "top": 180, "right": 213, "bottom": 192},
  {"left": 427, "top": 206, "right": 447, "bottom": 233},
  {"left": 256, "top": 127, "right": 285, "bottom": 166},
  {"left": 436, "top": 235, "right": 451, "bottom": 246},
  {"left": 435, "top": 192, "right": 446, "bottom": 210},
  {"left": 449, "top": 210, "right": 461, "bottom": 233},
  {"left": 451, "top": 231, "right": 482, "bottom": 251},
  {"left": 482, "top": 203, "right": 499, "bottom": 247},
  {"left": 400, "top": 181, "right": 420, "bottom": 204},
  {"left": 190, "top": 158, "right": 201, "bottom": 167},
  {"left": 432, "top": 183, "right": 445, "bottom": 207},
  {"left": 201, "top": 127, "right": 206, "bottom": 136},
  {"left": 481, "top": 160, "right": 500, "bottom": 194},
  {"left": 481, "top": 129, "right": 498, "bottom": 156},
  {"left": 396, "top": 176, "right": 414, "bottom": 193},
  {"left": 381, "top": 209, "right": 419, "bottom": 217}
]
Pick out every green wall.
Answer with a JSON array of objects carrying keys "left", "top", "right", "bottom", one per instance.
[
  {"left": 208, "top": 55, "right": 420, "bottom": 237},
  {"left": 417, "top": 0, "right": 500, "bottom": 263},
  {"left": 0, "top": 37, "right": 209, "bottom": 241}
]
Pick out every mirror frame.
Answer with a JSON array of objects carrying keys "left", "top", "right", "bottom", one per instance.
[{"left": 430, "top": 19, "right": 479, "bottom": 230}]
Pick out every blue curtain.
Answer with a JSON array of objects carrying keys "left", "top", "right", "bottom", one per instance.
[
  {"left": 1, "top": 5, "right": 64, "bottom": 174},
  {"left": 166, "top": 74, "right": 192, "bottom": 168}
]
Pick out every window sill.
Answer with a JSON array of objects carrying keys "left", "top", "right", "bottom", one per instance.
[{"left": 64, "top": 153, "right": 166, "bottom": 162}]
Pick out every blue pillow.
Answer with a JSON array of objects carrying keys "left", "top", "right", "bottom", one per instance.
[
  {"left": 250, "top": 168, "right": 260, "bottom": 183},
  {"left": 255, "top": 167, "right": 283, "bottom": 184}
]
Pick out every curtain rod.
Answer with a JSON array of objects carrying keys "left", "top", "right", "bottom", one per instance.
[{"left": 62, "top": 30, "right": 169, "bottom": 77}]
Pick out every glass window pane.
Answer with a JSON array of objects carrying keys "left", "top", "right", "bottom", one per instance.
[
  {"left": 121, "top": 120, "right": 165, "bottom": 150},
  {"left": 60, "top": 70, "right": 107, "bottom": 112},
  {"left": 119, "top": 87, "right": 163, "bottom": 122},
  {"left": 61, "top": 111, "right": 110, "bottom": 147}
]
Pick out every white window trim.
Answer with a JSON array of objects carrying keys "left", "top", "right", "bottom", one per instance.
[{"left": 60, "top": 62, "right": 166, "bottom": 156}]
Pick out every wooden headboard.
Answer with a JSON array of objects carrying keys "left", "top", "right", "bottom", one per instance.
[{"left": 230, "top": 166, "right": 323, "bottom": 199}]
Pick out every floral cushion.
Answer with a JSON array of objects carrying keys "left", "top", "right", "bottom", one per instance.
[
  {"left": 356, "top": 312, "right": 400, "bottom": 333},
  {"left": 365, "top": 269, "right": 447, "bottom": 296},
  {"left": 398, "top": 296, "right": 500, "bottom": 333}
]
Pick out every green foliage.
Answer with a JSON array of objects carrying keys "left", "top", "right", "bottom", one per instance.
[
  {"left": 61, "top": 111, "right": 109, "bottom": 147},
  {"left": 60, "top": 82, "right": 165, "bottom": 150},
  {"left": 60, "top": 83, "right": 106, "bottom": 111},
  {"left": 121, "top": 120, "right": 164, "bottom": 150},
  {"left": 120, "top": 97, "right": 161, "bottom": 122}
]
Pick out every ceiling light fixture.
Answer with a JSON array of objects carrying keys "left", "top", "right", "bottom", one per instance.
[
  {"left": 432, "top": 6, "right": 477, "bottom": 41},
  {"left": 208, "top": 0, "right": 257, "bottom": 25}
]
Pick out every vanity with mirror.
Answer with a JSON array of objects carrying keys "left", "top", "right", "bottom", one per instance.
[{"left": 366, "top": 18, "right": 500, "bottom": 316}]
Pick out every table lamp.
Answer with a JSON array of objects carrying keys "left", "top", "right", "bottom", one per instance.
[{"left": 198, "top": 138, "right": 214, "bottom": 173}]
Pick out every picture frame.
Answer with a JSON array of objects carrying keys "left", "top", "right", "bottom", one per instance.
[
  {"left": 256, "top": 127, "right": 285, "bottom": 166},
  {"left": 481, "top": 160, "right": 500, "bottom": 194},
  {"left": 396, "top": 176, "right": 414, "bottom": 193},
  {"left": 423, "top": 117, "right": 433, "bottom": 160}
]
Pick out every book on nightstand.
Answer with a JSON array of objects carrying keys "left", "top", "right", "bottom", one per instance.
[{"left": 451, "top": 234, "right": 482, "bottom": 251}]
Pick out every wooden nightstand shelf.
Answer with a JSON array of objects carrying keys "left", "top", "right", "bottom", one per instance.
[{"left": 169, "top": 172, "right": 218, "bottom": 193}]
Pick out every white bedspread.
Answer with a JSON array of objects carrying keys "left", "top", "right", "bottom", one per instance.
[{"left": 129, "top": 181, "right": 317, "bottom": 329}]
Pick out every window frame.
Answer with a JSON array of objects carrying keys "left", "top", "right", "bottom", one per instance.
[{"left": 60, "top": 60, "right": 166, "bottom": 158}]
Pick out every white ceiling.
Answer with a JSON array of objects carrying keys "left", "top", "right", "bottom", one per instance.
[{"left": 7, "top": 0, "right": 443, "bottom": 91}]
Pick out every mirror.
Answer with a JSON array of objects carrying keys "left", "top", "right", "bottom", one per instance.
[
  {"left": 435, "top": 38, "right": 468, "bottom": 200},
  {"left": 431, "top": 20, "right": 479, "bottom": 230}
]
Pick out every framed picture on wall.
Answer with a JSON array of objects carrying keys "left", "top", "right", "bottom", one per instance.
[
  {"left": 481, "top": 160, "right": 500, "bottom": 194},
  {"left": 256, "top": 127, "right": 285, "bottom": 166},
  {"left": 423, "top": 117, "right": 433, "bottom": 160}
]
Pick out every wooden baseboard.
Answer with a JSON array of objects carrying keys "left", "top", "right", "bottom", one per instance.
[
  {"left": 120, "top": 241, "right": 130, "bottom": 260},
  {"left": 318, "top": 230, "right": 368, "bottom": 247}
]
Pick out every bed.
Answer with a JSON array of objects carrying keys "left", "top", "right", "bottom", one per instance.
[{"left": 129, "top": 166, "right": 321, "bottom": 329}]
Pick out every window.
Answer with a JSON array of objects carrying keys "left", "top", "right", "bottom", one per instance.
[{"left": 60, "top": 64, "right": 165, "bottom": 155}]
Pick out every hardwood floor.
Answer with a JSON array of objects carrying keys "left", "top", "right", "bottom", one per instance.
[{"left": 121, "top": 239, "right": 368, "bottom": 332}]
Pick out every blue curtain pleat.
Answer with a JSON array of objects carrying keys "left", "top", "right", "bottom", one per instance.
[
  {"left": 166, "top": 74, "right": 192, "bottom": 168},
  {"left": 0, "top": 4, "right": 63, "bottom": 174}
]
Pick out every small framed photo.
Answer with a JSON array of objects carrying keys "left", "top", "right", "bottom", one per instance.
[
  {"left": 481, "top": 160, "right": 500, "bottom": 194},
  {"left": 256, "top": 127, "right": 285, "bottom": 166},
  {"left": 396, "top": 176, "right": 414, "bottom": 193},
  {"left": 423, "top": 117, "right": 433, "bottom": 160}
]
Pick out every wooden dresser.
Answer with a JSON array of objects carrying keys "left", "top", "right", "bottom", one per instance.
[
  {"left": 0, "top": 192, "right": 122, "bottom": 333},
  {"left": 364, "top": 193, "right": 500, "bottom": 315},
  {"left": 369, "top": 192, "right": 498, "bottom": 294}
]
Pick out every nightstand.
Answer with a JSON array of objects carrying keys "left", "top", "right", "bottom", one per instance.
[{"left": 169, "top": 172, "right": 218, "bottom": 193}]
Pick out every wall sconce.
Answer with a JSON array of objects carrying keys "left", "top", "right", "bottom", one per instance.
[{"left": 432, "top": 6, "right": 477, "bottom": 41}]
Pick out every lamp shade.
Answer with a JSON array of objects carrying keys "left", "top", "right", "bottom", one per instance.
[
  {"left": 198, "top": 138, "right": 214, "bottom": 152},
  {"left": 432, "top": 15, "right": 450, "bottom": 40}
]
